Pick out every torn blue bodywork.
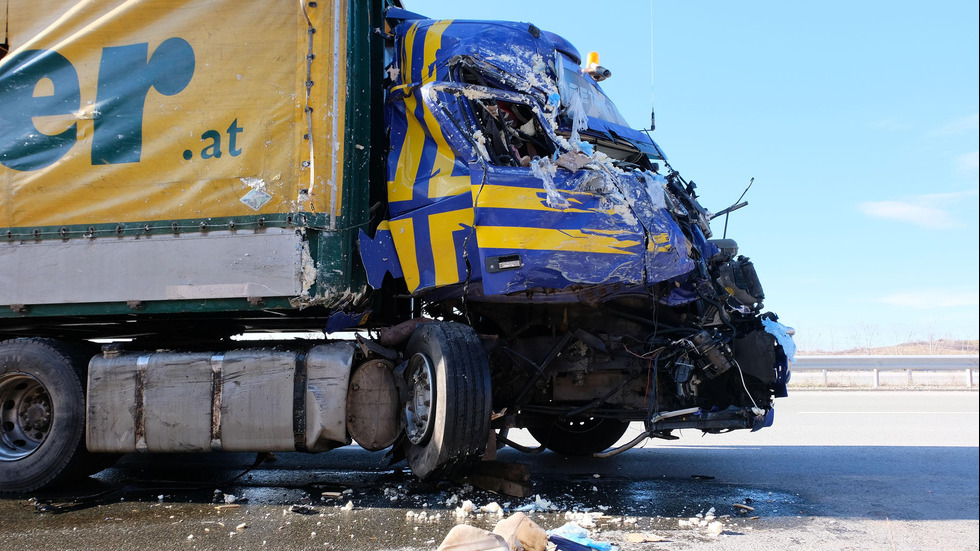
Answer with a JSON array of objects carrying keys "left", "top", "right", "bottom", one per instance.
[
  {"left": 358, "top": 10, "right": 794, "bottom": 445},
  {"left": 360, "top": 16, "right": 706, "bottom": 300}
]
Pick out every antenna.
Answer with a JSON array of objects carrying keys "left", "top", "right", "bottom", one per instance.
[
  {"left": 722, "top": 177, "right": 754, "bottom": 239},
  {"left": 649, "top": 0, "right": 656, "bottom": 131}
]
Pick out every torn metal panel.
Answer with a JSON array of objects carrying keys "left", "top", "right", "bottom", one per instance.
[
  {"left": 385, "top": 85, "right": 472, "bottom": 216},
  {"left": 386, "top": 193, "right": 475, "bottom": 293},
  {"left": 358, "top": 220, "right": 404, "bottom": 289},
  {"left": 470, "top": 163, "right": 646, "bottom": 295},
  {"left": 372, "top": 16, "right": 705, "bottom": 301},
  {"left": 389, "top": 18, "right": 560, "bottom": 95}
]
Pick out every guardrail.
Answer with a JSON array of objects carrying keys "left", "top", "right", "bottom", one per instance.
[{"left": 791, "top": 355, "right": 979, "bottom": 388}]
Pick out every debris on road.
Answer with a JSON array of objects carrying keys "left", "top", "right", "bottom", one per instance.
[
  {"left": 492, "top": 512, "right": 548, "bottom": 551},
  {"left": 437, "top": 512, "right": 549, "bottom": 551},
  {"left": 466, "top": 461, "right": 532, "bottom": 498},
  {"left": 623, "top": 533, "right": 668, "bottom": 543},
  {"left": 455, "top": 500, "right": 478, "bottom": 519},
  {"left": 437, "top": 524, "right": 510, "bottom": 551},
  {"left": 514, "top": 495, "right": 557, "bottom": 513},
  {"left": 548, "top": 522, "right": 617, "bottom": 551},
  {"left": 481, "top": 502, "right": 505, "bottom": 516},
  {"left": 288, "top": 504, "right": 317, "bottom": 515}
]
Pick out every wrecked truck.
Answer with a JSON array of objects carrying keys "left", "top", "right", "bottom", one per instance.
[{"left": 0, "top": 0, "right": 793, "bottom": 493}]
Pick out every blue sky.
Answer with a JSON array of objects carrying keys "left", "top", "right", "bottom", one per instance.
[{"left": 406, "top": 0, "right": 979, "bottom": 350}]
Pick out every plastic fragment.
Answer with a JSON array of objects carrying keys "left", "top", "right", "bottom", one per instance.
[
  {"left": 437, "top": 524, "right": 510, "bottom": 551},
  {"left": 624, "top": 533, "right": 667, "bottom": 543},
  {"left": 762, "top": 318, "right": 797, "bottom": 362},
  {"left": 530, "top": 157, "right": 569, "bottom": 210},
  {"left": 493, "top": 512, "right": 548, "bottom": 551},
  {"left": 547, "top": 522, "right": 617, "bottom": 551}
]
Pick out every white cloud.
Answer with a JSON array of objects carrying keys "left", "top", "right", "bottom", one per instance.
[
  {"left": 930, "top": 113, "right": 979, "bottom": 136},
  {"left": 957, "top": 151, "right": 979, "bottom": 173},
  {"left": 867, "top": 119, "right": 913, "bottom": 132},
  {"left": 879, "top": 288, "right": 980, "bottom": 310},
  {"left": 858, "top": 188, "right": 979, "bottom": 229},
  {"left": 858, "top": 200, "right": 956, "bottom": 229}
]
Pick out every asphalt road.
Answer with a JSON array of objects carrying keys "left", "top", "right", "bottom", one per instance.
[{"left": 1, "top": 391, "right": 977, "bottom": 550}]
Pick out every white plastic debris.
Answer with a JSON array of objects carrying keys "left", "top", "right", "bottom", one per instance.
[
  {"left": 564, "top": 87, "right": 589, "bottom": 146},
  {"left": 564, "top": 511, "right": 601, "bottom": 528},
  {"left": 530, "top": 157, "right": 569, "bottom": 210},
  {"left": 641, "top": 172, "right": 668, "bottom": 210},
  {"left": 514, "top": 494, "right": 557, "bottom": 513},
  {"left": 455, "top": 500, "right": 477, "bottom": 519},
  {"left": 223, "top": 494, "right": 237, "bottom": 504},
  {"left": 480, "top": 502, "right": 505, "bottom": 516},
  {"left": 341, "top": 501, "right": 354, "bottom": 511}
]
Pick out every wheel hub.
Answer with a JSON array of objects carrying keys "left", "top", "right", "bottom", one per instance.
[
  {"left": 23, "top": 401, "right": 52, "bottom": 431},
  {"left": 404, "top": 353, "right": 435, "bottom": 446},
  {"left": 0, "top": 373, "right": 52, "bottom": 461}
]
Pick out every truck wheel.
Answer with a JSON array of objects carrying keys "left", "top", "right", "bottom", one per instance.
[
  {"left": 402, "top": 322, "right": 491, "bottom": 481},
  {"left": 0, "top": 339, "right": 99, "bottom": 493},
  {"left": 528, "top": 417, "right": 630, "bottom": 456}
]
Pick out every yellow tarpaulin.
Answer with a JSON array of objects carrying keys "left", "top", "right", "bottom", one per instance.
[
  {"left": 0, "top": 0, "right": 347, "bottom": 227},
  {"left": 2, "top": 0, "right": 8, "bottom": 46}
]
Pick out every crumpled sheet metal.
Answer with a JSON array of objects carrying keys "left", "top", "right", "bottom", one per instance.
[
  {"left": 470, "top": 164, "right": 693, "bottom": 296},
  {"left": 360, "top": 17, "right": 699, "bottom": 299}
]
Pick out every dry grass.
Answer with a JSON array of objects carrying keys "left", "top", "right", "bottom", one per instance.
[{"left": 800, "top": 339, "right": 979, "bottom": 356}]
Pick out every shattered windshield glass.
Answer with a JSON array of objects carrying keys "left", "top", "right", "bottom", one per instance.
[{"left": 556, "top": 54, "right": 630, "bottom": 128}]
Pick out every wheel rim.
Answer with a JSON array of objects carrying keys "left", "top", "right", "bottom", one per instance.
[
  {"left": 0, "top": 373, "right": 53, "bottom": 461},
  {"left": 404, "top": 353, "right": 436, "bottom": 446}
]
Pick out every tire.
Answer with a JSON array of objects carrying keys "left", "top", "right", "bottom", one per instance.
[
  {"left": 528, "top": 417, "right": 630, "bottom": 456},
  {"left": 0, "top": 339, "right": 103, "bottom": 493},
  {"left": 402, "top": 322, "right": 492, "bottom": 481}
]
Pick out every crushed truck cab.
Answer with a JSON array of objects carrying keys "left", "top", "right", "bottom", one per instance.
[
  {"left": 0, "top": 1, "right": 793, "bottom": 493},
  {"left": 360, "top": 10, "right": 793, "bottom": 446}
]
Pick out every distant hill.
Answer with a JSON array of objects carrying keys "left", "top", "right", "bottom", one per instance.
[{"left": 801, "top": 339, "right": 978, "bottom": 356}]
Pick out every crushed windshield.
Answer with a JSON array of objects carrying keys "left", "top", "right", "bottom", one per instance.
[{"left": 556, "top": 54, "right": 630, "bottom": 128}]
